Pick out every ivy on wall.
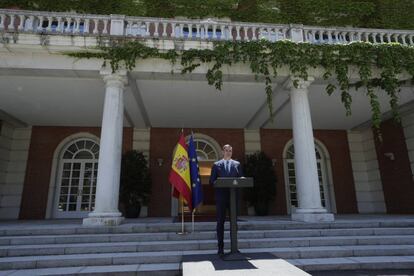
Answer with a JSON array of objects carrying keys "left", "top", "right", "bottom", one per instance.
[
  {"left": 2, "top": 0, "right": 414, "bottom": 30},
  {"left": 67, "top": 40, "right": 414, "bottom": 131}
]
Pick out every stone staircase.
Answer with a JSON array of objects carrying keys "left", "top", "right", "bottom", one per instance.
[{"left": 0, "top": 217, "right": 414, "bottom": 275}]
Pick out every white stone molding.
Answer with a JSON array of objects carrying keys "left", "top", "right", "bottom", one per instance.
[
  {"left": 0, "top": 123, "right": 31, "bottom": 219},
  {"left": 83, "top": 68, "right": 127, "bottom": 226},
  {"left": 285, "top": 76, "right": 334, "bottom": 222},
  {"left": 348, "top": 129, "right": 386, "bottom": 213}
]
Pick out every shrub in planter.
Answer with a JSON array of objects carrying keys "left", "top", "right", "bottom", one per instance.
[
  {"left": 244, "top": 151, "right": 277, "bottom": 215},
  {"left": 119, "top": 150, "right": 151, "bottom": 218}
]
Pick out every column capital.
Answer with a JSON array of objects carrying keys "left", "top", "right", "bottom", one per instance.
[
  {"left": 100, "top": 67, "right": 128, "bottom": 88},
  {"left": 283, "top": 76, "right": 314, "bottom": 91}
]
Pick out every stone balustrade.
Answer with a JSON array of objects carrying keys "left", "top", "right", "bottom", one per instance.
[
  {"left": 0, "top": 9, "right": 110, "bottom": 35},
  {"left": 303, "top": 26, "right": 414, "bottom": 45},
  {"left": 1, "top": 8, "right": 414, "bottom": 46}
]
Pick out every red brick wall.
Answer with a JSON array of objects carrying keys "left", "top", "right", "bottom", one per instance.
[
  {"left": 149, "top": 128, "right": 245, "bottom": 217},
  {"left": 19, "top": 126, "right": 133, "bottom": 219},
  {"left": 260, "top": 129, "right": 291, "bottom": 214},
  {"left": 375, "top": 121, "right": 414, "bottom": 213},
  {"left": 260, "top": 129, "right": 357, "bottom": 215}
]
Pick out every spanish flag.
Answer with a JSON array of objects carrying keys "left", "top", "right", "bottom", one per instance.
[{"left": 169, "top": 133, "right": 192, "bottom": 210}]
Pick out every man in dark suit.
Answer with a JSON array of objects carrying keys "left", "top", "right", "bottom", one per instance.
[{"left": 209, "top": 144, "right": 243, "bottom": 255}]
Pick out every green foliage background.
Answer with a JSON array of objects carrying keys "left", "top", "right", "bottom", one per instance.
[
  {"left": 120, "top": 150, "right": 151, "bottom": 208},
  {"left": 243, "top": 151, "right": 277, "bottom": 215},
  {"left": 2, "top": 0, "right": 414, "bottom": 30}
]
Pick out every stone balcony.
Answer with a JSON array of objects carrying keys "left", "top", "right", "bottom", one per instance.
[{"left": 1, "top": 8, "right": 414, "bottom": 51}]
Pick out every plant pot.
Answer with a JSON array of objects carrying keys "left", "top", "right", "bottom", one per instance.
[
  {"left": 254, "top": 201, "right": 269, "bottom": 216},
  {"left": 125, "top": 204, "right": 141, "bottom": 218}
]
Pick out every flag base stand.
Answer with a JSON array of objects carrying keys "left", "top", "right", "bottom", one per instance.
[{"left": 176, "top": 199, "right": 189, "bottom": 235}]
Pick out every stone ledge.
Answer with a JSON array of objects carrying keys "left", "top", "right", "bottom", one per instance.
[
  {"left": 82, "top": 216, "right": 124, "bottom": 227},
  {"left": 291, "top": 213, "right": 334, "bottom": 223}
]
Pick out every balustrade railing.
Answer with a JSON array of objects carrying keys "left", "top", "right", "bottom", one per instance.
[
  {"left": 0, "top": 9, "right": 110, "bottom": 35},
  {"left": 1, "top": 9, "right": 414, "bottom": 46},
  {"left": 303, "top": 26, "right": 414, "bottom": 45}
]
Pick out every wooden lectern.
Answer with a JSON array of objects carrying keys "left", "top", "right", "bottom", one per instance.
[{"left": 214, "top": 177, "right": 254, "bottom": 260}]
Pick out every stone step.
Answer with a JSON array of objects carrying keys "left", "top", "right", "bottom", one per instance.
[
  {"left": 2, "top": 255, "right": 414, "bottom": 275},
  {"left": 288, "top": 255, "right": 414, "bottom": 271},
  {"left": 2, "top": 245, "right": 414, "bottom": 271},
  {"left": 245, "top": 244, "right": 414, "bottom": 259},
  {"left": 2, "top": 219, "right": 414, "bottom": 236},
  {"left": 4, "top": 255, "right": 413, "bottom": 275},
  {"left": 1, "top": 227, "right": 414, "bottom": 246},
  {"left": 0, "top": 250, "right": 194, "bottom": 270},
  {"left": 1, "top": 234, "right": 414, "bottom": 257},
  {"left": 0, "top": 263, "right": 180, "bottom": 275}
]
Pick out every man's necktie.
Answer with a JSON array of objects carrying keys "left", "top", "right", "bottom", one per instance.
[{"left": 226, "top": 160, "right": 230, "bottom": 173}]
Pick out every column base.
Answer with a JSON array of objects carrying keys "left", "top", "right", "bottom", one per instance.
[
  {"left": 82, "top": 212, "right": 124, "bottom": 226},
  {"left": 291, "top": 208, "right": 334, "bottom": 223}
]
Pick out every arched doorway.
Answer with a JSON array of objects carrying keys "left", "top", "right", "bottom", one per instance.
[
  {"left": 193, "top": 137, "right": 220, "bottom": 214},
  {"left": 283, "top": 140, "right": 336, "bottom": 214},
  {"left": 53, "top": 138, "right": 99, "bottom": 218}
]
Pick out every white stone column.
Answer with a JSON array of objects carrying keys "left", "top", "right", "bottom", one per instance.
[
  {"left": 286, "top": 77, "right": 334, "bottom": 222},
  {"left": 83, "top": 68, "right": 127, "bottom": 226}
]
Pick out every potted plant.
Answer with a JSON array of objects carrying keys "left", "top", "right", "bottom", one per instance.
[
  {"left": 243, "top": 151, "right": 277, "bottom": 215},
  {"left": 119, "top": 150, "right": 151, "bottom": 218}
]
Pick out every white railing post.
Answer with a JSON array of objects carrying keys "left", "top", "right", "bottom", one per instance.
[
  {"left": 145, "top": 22, "right": 150, "bottom": 37},
  {"left": 8, "top": 14, "right": 15, "bottom": 31},
  {"left": 212, "top": 24, "right": 217, "bottom": 39},
  {"left": 110, "top": 15, "right": 125, "bottom": 36},
  {"left": 93, "top": 19, "right": 99, "bottom": 34},
  {"left": 235, "top": 25, "right": 241, "bottom": 40},
  {"left": 194, "top": 23, "right": 199, "bottom": 38},
  {"left": 84, "top": 18, "right": 90, "bottom": 34},
  {"left": 37, "top": 16, "right": 44, "bottom": 32},
  {"left": 46, "top": 16, "right": 52, "bottom": 32},
  {"left": 251, "top": 26, "right": 256, "bottom": 41},
  {"left": 18, "top": 15, "right": 24, "bottom": 31},
  {"left": 154, "top": 21, "right": 159, "bottom": 37},
  {"left": 0, "top": 14, "right": 5, "bottom": 30},
  {"left": 102, "top": 19, "right": 108, "bottom": 34},
  {"left": 162, "top": 22, "right": 167, "bottom": 37},
  {"left": 289, "top": 24, "right": 304, "bottom": 42}
]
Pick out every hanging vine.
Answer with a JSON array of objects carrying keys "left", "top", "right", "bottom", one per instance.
[{"left": 66, "top": 39, "right": 414, "bottom": 130}]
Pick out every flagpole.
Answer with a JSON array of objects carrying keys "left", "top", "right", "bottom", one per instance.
[
  {"left": 181, "top": 197, "right": 185, "bottom": 234},
  {"left": 192, "top": 208, "right": 195, "bottom": 232}
]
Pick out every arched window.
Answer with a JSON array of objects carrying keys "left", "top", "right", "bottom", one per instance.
[
  {"left": 55, "top": 138, "right": 99, "bottom": 218},
  {"left": 194, "top": 139, "right": 219, "bottom": 161},
  {"left": 284, "top": 141, "right": 335, "bottom": 213}
]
